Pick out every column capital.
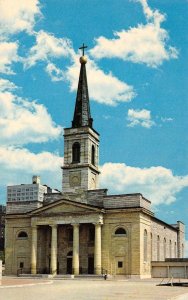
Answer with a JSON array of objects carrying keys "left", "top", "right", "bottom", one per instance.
[{"left": 93, "top": 223, "right": 102, "bottom": 226}]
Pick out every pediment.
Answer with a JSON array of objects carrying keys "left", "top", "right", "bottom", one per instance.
[{"left": 29, "top": 198, "right": 101, "bottom": 217}]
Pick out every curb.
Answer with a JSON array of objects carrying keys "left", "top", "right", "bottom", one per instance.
[{"left": 0, "top": 280, "right": 53, "bottom": 289}]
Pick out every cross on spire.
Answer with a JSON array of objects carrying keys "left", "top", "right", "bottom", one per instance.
[{"left": 79, "top": 43, "right": 88, "bottom": 56}]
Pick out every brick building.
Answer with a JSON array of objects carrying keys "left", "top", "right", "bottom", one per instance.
[{"left": 5, "top": 52, "right": 185, "bottom": 278}]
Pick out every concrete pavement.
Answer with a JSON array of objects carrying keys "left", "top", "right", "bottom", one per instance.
[{"left": 0, "top": 277, "right": 188, "bottom": 300}]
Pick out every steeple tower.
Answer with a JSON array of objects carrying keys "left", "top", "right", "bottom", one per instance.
[
  {"left": 62, "top": 45, "right": 100, "bottom": 193},
  {"left": 72, "top": 45, "right": 93, "bottom": 128}
]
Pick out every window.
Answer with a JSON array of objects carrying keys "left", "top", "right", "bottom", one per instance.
[
  {"left": 169, "top": 240, "right": 172, "bottom": 258},
  {"left": 20, "top": 262, "right": 24, "bottom": 268},
  {"left": 118, "top": 261, "right": 123, "bottom": 268},
  {"left": 157, "top": 235, "right": 160, "bottom": 261},
  {"left": 150, "top": 233, "right": 153, "bottom": 261},
  {"left": 115, "top": 228, "right": 126, "bottom": 235},
  {"left": 91, "top": 145, "right": 95, "bottom": 165},
  {"left": 174, "top": 242, "right": 177, "bottom": 258},
  {"left": 18, "top": 231, "right": 28, "bottom": 238},
  {"left": 67, "top": 251, "right": 73, "bottom": 257},
  {"left": 72, "top": 142, "right": 80, "bottom": 163},
  {"left": 164, "top": 238, "right": 166, "bottom": 260},
  {"left": 144, "top": 230, "right": 147, "bottom": 262}
]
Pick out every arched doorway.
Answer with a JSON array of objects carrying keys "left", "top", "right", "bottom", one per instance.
[{"left": 67, "top": 251, "right": 73, "bottom": 274}]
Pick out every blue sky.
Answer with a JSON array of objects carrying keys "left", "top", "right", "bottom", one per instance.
[{"left": 0, "top": 0, "right": 187, "bottom": 253}]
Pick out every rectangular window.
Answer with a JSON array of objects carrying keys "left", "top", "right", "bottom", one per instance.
[{"left": 118, "top": 261, "right": 123, "bottom": 268}]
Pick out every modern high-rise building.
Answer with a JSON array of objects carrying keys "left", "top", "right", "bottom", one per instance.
[{"left": 6, "top": 176, "right": 47, "bottom": 214}]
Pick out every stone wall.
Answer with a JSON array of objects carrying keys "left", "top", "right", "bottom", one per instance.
[
  {"left": 101, "top": 211, "right": 141, "bottom": 277},
  {"left": 6, "top": 201, "right": 43, "bottom": 214},
  {"left": 103, "top": 194, "right": 151, "bottom": 211},
  {"left": 0, "top": 260, "right": 2, "bottom": 280},
  {"left": 151, "top": 218, "right": 178, "bottom": 261},
  {"left": 5, "top": 216, "right": 31, "bottom": 275},
  {"left": 62, "top": 126, "right": 100, "bottom": 192}
]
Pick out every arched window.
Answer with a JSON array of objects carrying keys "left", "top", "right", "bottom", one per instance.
[
  {"left": 182, "top": 244, "right": 184, "bottom": 258},
  {"left": 72, "top": 142, "right": 80, "bottom": 163},
  {"left": 18, "top": 231, "right": 28, "bottom": 238},
  {"left": 91, "top": 145, "right": 95, "bottom": 165},
  {"left": 67, "top": 251, "right": 73, "bottom": 257},
  {"left": 163, "top": 238, "right": 166, "bottom": 260},
  {"left": 150, "top": 233, "right": 153, "bottom": 261},
  {"left": 157, "top": 235, "right": 160, "bottom": 261},
  {"left": 144, "top": 230, "right": 147, "bottom": 262},
  {"left": 115, "top": 228, "right": 126, "bottom": 235},
  {"left": 174, "top": 242, "right": 177, "bottom": 258},
  {"left": 169, "top": 240, "right": 172, "bottom": 258}
]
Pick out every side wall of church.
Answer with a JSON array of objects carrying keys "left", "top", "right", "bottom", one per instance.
[
  {"left": 151, "top": 219, "right": 178, "bottom": 261},
  {"left": 5, "top": 217, "right": 31, "bottom": 275}
]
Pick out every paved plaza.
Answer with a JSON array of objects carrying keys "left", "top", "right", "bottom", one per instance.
[{"left": 0, "top": 277, "right": 188, "bottom": 300}]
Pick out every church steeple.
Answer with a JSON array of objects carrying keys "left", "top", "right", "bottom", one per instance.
[
  {"left": 62, "top": 44, "right": 100, "bottom": 193},
  {"left": 72, "top": 43, "right": 93, "bottom": 128}
]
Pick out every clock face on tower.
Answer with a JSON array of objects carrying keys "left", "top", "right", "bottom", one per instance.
[{"left": 69, "top": 171, "right": 81, "bottom": 187}]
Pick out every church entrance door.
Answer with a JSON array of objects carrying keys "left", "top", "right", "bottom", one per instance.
[
  {"left": 66, "top": 251, "right": 73, "bottom": 274},
  {"left": 88, "top": 256, "right": 94, "bottom": 274}
]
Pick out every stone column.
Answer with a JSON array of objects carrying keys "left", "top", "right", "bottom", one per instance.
[
  {"left": 72, "top": 224, "right": 79, "bottom": 275},
  {"left": 50, "top": 224, "right": 57, "bottom": 275},
  {"left": 31, "top": 225, "right": 38, "bottom": 274},
  {"left": 94, "top": 223, "right": 102, "bottom": 275}
]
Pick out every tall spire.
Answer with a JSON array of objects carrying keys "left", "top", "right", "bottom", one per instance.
[{"left": 72, "top": 44, "right": 93, "bottom": 128}]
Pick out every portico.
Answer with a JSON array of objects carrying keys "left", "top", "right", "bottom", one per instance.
[{"left": 30, "top": 205, "right": 103, "bottom": 276}]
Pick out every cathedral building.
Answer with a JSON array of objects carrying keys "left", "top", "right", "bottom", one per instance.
[{"left": 5, "top": 49, "right": 185, "bottom": 278}]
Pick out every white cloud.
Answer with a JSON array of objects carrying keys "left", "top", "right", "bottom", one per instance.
[
  {"left": 127, "top": 108, "right": 155, "bottom": 128},
  {"left": 24, "top": 30, "right": 73, "bottom": 68},
  {"left": 66, "top": 55, "right": 135, "bottom": 106},
  {"left": 161, "top": 117, "right": 173, "bottom": 123},
  {"left": 90, "top": 0, "right": 178, "bottom": 67},
  {"left": 0, "top": 0, "right": 41, "bottom": 38},
  {"left": 0, "top": 42, "right": 18, "bottom": 74},
  {"left": 0, "top": 146, "right": 63, "bottom": 190},
  {"left": 100, "top": 162, "right": 188, "bottom": 206},
  {"left": 23, "top": 30, "right": 135, "bottom": 105},
  {"left": 0, "top": 78, "right": 17, "bottom": 92},
  {"left": 46, "top": 63, "right": 65, "bottom": 82},
  {"left": 0, "top": 88, "right": 62, "bottom": 145}
]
